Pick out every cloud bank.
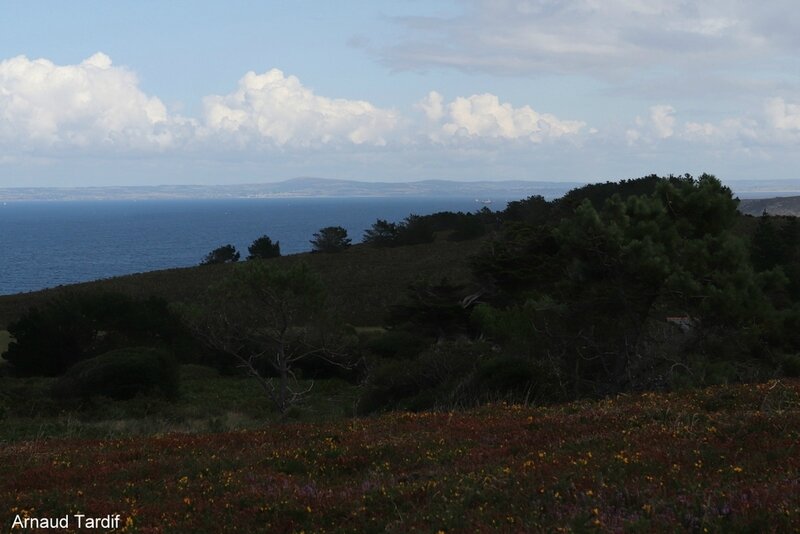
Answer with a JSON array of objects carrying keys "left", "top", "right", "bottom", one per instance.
[
  {"left": 0, "top": 53, "right": 189, "bottom": 151},
  {"left": 1, "top": 52, "right": 799, "bottom": 186},
  {"left": 381, "top": 0, "right": 797, "bottom": 78},
  {"left": 417, "top": 91, "right": 585, "bottom": 143},
  {"left": 202, "top": 69, "right": 399, "bottom": 147}
]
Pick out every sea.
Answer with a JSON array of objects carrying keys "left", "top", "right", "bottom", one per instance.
[{"left": 0, "top": 197, "right": 505, "bottom": 296}]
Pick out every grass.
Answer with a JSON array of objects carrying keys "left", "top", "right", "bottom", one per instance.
[
  {"left": 0, "top": 365, "right": 361, "bottom": 443},
  {"left": 0, "top": 330, "right": 9, "bottom": 365},
  {"left": 0, "top": 238, "right": 485, "bottom": 329},
  {"left": 2, "top": 379, "right": 799, "bottom": 532}
]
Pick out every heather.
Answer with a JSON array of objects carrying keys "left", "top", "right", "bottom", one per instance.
[{"left": 2, "top": 380, "right": 799, "bottom": 532}]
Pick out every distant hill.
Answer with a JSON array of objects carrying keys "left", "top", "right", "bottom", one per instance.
[
  {"left": 0, "top": 177, "right": 584, "bottom": 201},
  {"left": 738, "top": 196, "right": 800, "bottom": 216}
]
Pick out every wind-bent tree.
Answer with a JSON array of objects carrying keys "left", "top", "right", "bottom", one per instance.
[
  {"left": 362, "top": 219, "right": 400, "bottom": 247},
  {"left": 310, "top": 226, "right": 351, "bottom": 253},
  {"left": 186, "top": 262, "right": 346, "bottom": 413},
  {"left": 472, "top": 173, "right": 794, "bottom": 396},
  {"left": 247, "top": 235, "right": 281, "bottom": 260},
  {"left": 201, "top": 244, "right": 240, "bottom": 265}
]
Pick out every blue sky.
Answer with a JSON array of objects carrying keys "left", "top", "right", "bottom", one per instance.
[{"left": 1, "top": 0, "right": 799, "bottom": 186}]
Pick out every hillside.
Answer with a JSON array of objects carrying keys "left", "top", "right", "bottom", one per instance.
[
  {"left": 2, "top": 380, "right": 798, "bottom": 532},
  {"left": 0, "top": 238, "right": 485, "bottom": 329},
  {"left": 739, "top": 195, "right": 800, "bottom": 216}
]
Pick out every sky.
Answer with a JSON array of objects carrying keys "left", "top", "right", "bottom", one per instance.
[{"left": 0, "top": 0, "right": 799, "bottom": 187}]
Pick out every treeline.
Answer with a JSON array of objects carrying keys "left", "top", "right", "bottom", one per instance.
[
  {"left": 201, "top": 210, "right": 493, "bottom": 263},
  {"left": 4, "top": 174, "right": 800, "bottom": 415},
  {"left": 359, "top": 173, "right": 800, "bottom": 410}
]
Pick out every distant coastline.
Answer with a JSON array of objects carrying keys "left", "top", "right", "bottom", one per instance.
[
  {"left": 0, "top": 177, "right": 584, "bottom": 202},
  {"left": 2, "top": 176, "right": 799, "bottom": 202}
]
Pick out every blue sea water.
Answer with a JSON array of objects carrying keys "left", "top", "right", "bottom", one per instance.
[{"left": 0, "top": 197, "right": 503, "bottom": 296}]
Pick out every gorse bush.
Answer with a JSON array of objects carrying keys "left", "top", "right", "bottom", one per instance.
[
  {"left": 2, "top": 292, "right": 193, "bottom": 376},
  {"left": 51, "top": 347, "right": 179, "bottom": 401}
]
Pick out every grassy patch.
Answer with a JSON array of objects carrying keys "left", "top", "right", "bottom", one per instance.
[
  {"left": 0, "top": 238, "right": 485, "bottom": 328},
  {"left": 0, "top": 364, "right": 361, "bottom": 442}
]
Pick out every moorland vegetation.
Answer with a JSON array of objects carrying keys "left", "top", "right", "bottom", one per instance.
[
  {"left": 2, "top": 173, "right": 800, "bottom": 423},
  {"left": 2, "top": 173, "right": 800, "bottom": 530}
]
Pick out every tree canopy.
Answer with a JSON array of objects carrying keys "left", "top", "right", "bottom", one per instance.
[
  {"left": 247, "top": 235, "right": 281, "bottom": 260},
  {"left": 310, "top": 226, "right": 352, "bottom": 253},
  {"left": 201, "top": 244, "right": 240, "bottom": 265}
]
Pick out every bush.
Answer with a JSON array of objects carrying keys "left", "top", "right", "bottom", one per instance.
[
  {"left": 2, "top": 292, "right": 196, "bottom": 376},
  {"left": 51, "top": 347, "right": 179, "bottom": 401},
  {"left": 310, "top": 226, "right": 351, "bottom": 253},
  {"left": 359, "top": 341, "right": 489, "bottom": 413},
  {"left": 781, "top": 354, "right": 800, "bottom": 378},
  {"left": 201, "top": 244, "right": 240, "bottom": 265},
  {"left": 467, "top": 355, "right": 536, "bottom": 400},
  {"left": 247, "top": 235, "right": 281, "bottom": 260},
  {"left": 365, "top": 330, "right": 430, "bottom": 360},
  {"left": 362, "top": 219, "right": 400, "bottom": 247}
]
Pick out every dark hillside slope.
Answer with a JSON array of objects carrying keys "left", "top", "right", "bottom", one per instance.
[
  {"left": 739, "top": 195, "right": 800, "bottom": 216},
  {"left": 0, "top": 239, "right": 484, "bottom": 328}
]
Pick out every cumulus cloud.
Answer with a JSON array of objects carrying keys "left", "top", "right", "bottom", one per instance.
[
  {"left": 418, "top": 91, "right": 585, "bottom": 143},
  {"left": 202, "top": 69, "right": 399, "bottom": 147},
  {"left": 649, "top": 105, "right": 676, "bottom": 139},
  {"left": 0, "top": 53, "right": 189, "bottom": 151},
  {"left": 625, "top": 102, "right": 787, "bottom": 147},
  {"left": 765, "top": 97, "right": 800, "bottom": 130}
]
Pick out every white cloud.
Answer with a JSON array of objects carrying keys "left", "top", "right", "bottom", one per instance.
[
  {"left": 418, "top": 91, "right": 585, "bottom": 143},
  {"left": 202, "top": 69, "right": 399, "bottom": 147},
  {"left": 765, "top": 97, "right": 800, "bottom": 131},
  {"left": 382, "top": 1, "right": 795, "bottom": 78},
  {"left": 416, "top": 90, "right": 444, "bottom": 121},
  {"left": 0, "top": 53, "right": 189, "bottom": 151},
  {"left": 650, "top": 105, "right": 675, "bottom": 139}
]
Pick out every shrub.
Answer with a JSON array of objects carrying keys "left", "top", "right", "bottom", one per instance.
[
  {"left": 362, "top": 219, "right": 400, "bottom": 247},
  {"left": 2, "top": 292, "right": 196, "bottom": 376},
  {"left": 247, "top": 235, "right": 281, "bottom": 260},
  {"left": 365, "top": 330, "right": 430, "bottom": 360},
  {"left": 359, "top": 341, "right": 489, "bottom": 413},
  {"left": 310, "top": 226, "right": 351, "bottom": 253},
  {"left": 201, "top": 244, "right": 240, "bottom": 265},
  {"left": 781, "top": 354, "right": 800, "bottom": 378},
  {"left": 51, "top": 347, "right": 179, "bottom": 401},
  {"left": 467, "top": 355, "right": 536, "bottom": 400}
]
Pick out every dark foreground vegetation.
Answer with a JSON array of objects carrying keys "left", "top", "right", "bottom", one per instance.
[
  {"left": 2, "top": 173, "right": 800, "bottom": 530},
  {"left": 2, "top": 380, "right": 799, "bottom": 532}
]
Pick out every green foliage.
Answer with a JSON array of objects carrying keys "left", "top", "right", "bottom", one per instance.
[
  {"left": 2, "top": 292, "right": 192, "bottom": 377},
  {"left": 359, "top": 341, "right": 487, "bottom": 413},
  {"left": 247, "top": 235, "right": 281, "bottom": 260},
  {"left": 310, "top": 226, "right": 352, "bottom": 253},
  {"left": 396, "top": 214, "right": 435, "bottom": 245},
  {"left": 388, "top": 278, "right": 473, "bottom": 340},
  {"left": 201, "top": 244, "right": 240, "bottom": 265},
  {"left": 185, "top": 261, "right": 349, "bottom": 413},
  {"left": 364, "top": 330, "right": 431, "bottom": 360},
  {"left": 472, "top": 173, "right": 796, "bottom": 397},
  {"left": 501, "top": 195, "right": 552, "bottom": 225},
  {"left": 781, "top": 354, "right": 800, "bottom": 378},
  {"left": 362, "top": 219, "right": 400, "bottom": 247},
  {"left": 448, "top": 213, "right": 487, "bottom": 241},
  {"left": 51, "top": 347, "right": 179, "bottom": 401}
]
